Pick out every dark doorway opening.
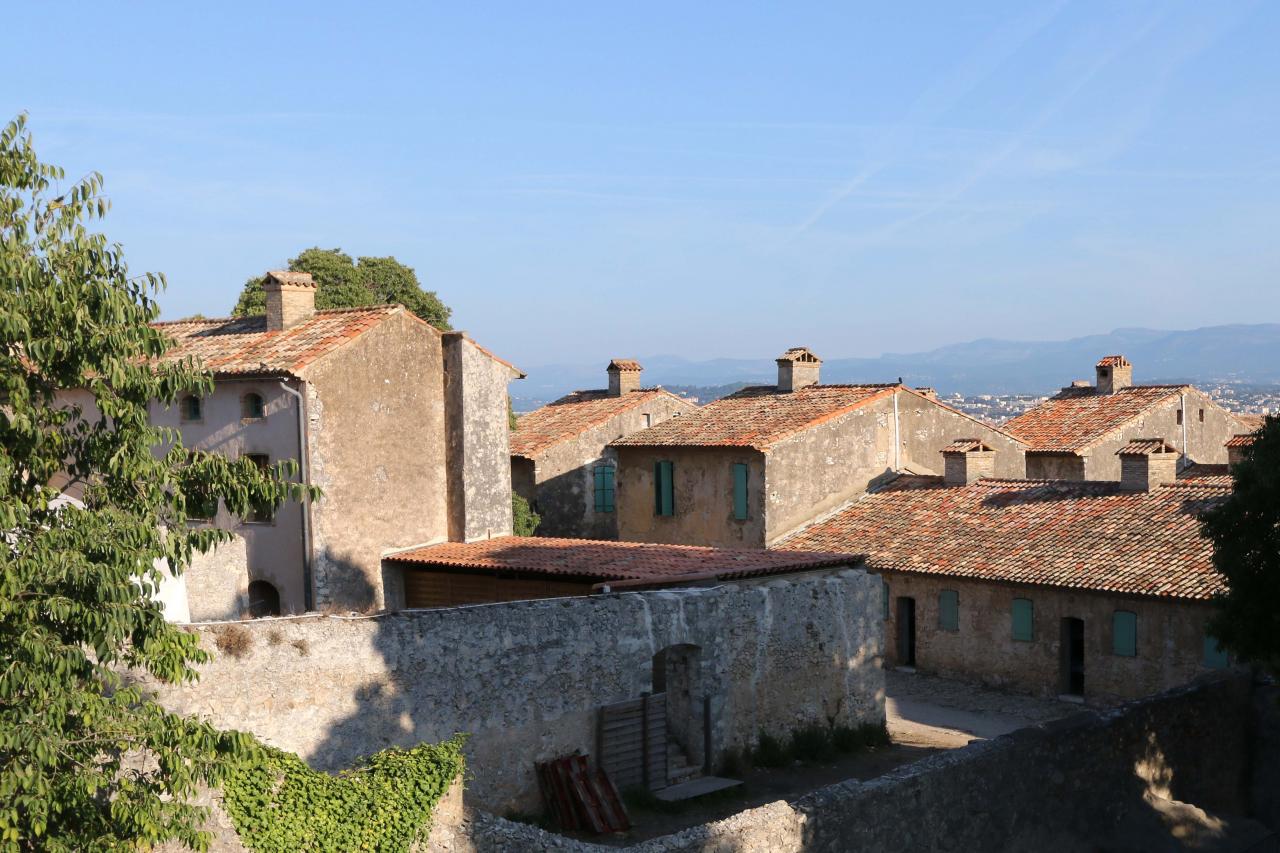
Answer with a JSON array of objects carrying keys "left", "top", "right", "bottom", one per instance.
[
  {"left": 896, "top": 597, "right": 917, "bottom": 667},
  {"left": 1061, "top": 617, "right": 1085, "bottom": 696},
  {"left": 247, "top": 580, "right": 281, "bottom": 618}
]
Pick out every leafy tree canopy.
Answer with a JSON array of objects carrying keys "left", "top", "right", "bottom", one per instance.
[
  {"left": 231, "top": 248, "right": 452, "bottom": 330},
  {"left": 1203, "top": 416, "right": 1280, "bottom": 671},
  {"left": 0, "top": 113, "right": 315, "bottom": 850}
]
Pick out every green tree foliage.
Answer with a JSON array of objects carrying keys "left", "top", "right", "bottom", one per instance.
[
  {"left": 231, "top": 248, "right": 452, "bottom": 330},
  {"left": 1203, "top": 416, "right": 1280, "bottom": 671},
  {"left": 512, "top": 493, "right": 540, "bottom": 537},
  {"left": 0, "top": 114, "right": 316, "bottom": 850}
]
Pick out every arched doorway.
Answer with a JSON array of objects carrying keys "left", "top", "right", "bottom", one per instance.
[
  {"left": 653, "top": 644, "right": 704, "bottom": 772},
  {"left": 246, "top": 580, "right": 281, "bottom": 618}
]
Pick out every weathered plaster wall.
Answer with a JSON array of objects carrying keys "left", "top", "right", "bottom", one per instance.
[
  {"left": 303, "top": 312, "right": 448, "bottom": 611},
  {"left": 615, "top": 447, "right": 767, "bottom": 547},
  {"left": 179, "top": 535, "right": 249, "bottom": 623},
  {"left": 1025, "top": 452, "right": 1087, "bottom": 480},
  {"left": 1079, "top": 388, "right": 1243, "bottom": 481},
  {"left": 896, "top": 389, "right": 1026, "bottom": 478},
  {"left": 444, "top": 334, "right": 518, "bottom": 544},
  {"left": 145, "top": 569, "right": 883, "bottom": 812},
  {"left": 878, "top": 571, "right": 1226, "bottom": 703},
  {"left": 531, "top": 393, "right": 696, "bottom": 540},
  {"left": 454, "top": 672, "right": 1256, "bottom": 853}
]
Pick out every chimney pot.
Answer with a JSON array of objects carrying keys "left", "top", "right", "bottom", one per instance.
[
  {"left": 1117, "top": 439, "right": 1178, "bottom": 491},
  {"left": 264, "top": 270, "right": 317, "bottom": 331},
  {"left": 776, "top": 347, "right": 821, "bottom": 393},
  {"left": 607, "top": 359, "right": 643, "bottom": 396},
  {"left": 942, "top": 439, "right": 995, "bottom": 486},
  {"left": 1096, "top": 355, "right": 1132, "bottom": 395}
]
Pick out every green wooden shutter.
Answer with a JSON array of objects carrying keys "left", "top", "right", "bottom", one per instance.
[
  {"left": 938, "top": 590, "right": 959, "bottom": 631},
  {"left": 1113, "top": 611, "right": 1137, "bottom": 657},
  {"left": 655, "top": 461, "right": 674, "bottom": 516},
  {"left": 594, "top": 465, "right": 615, "bottom": 512},
  {"left": 1011, "top": 598, "right": 1034, "bottom": 641},
  {"left": 1203, "top": 635, "right": 1229, "bottom": 669},
  {"left": 732, "top": 463, "right": 749, "bottom": 520}
]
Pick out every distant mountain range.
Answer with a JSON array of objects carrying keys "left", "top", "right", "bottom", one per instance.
[{"left": 511, "top": 324, "right": 1280, "bottom": 410}]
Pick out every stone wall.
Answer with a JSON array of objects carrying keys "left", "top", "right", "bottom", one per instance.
[
  {"left": 144, "top": 569, "right": 883, "bottom": 812},
  {"left": 879, "top": 571, "right": 1225, "bottom": 703},
  {"left": 303, "top": 311, "right": 449, "bottom": 611},
  {"left": 180, "top": 535, "right": 249, "bottom": 623},
  {"left": 448, "top": 672, "right": 1258, "bottom": 852}
]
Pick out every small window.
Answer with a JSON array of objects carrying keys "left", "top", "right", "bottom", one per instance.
[
  {"left": 732, "top": 463, "right": 749, "bottom": 521},
  {"left": 1177, "top": 409, "right": 1184, "bottom": 425},
  {"left": 882, "top": 579, "right": 890, "bottom": 620},
  {"left": 1203, "top": 634, "right": 1229, "bottom": 669},
  {"left": 593, "top": 464, "right": 615, "bottom": 513},
  {"left": 938, "top": 589, "right": 959, "bottom": 632},
  {"left": 244, "top": 453, "right": 275, "bottom": 523},
  {"left": 654, "top": 460, "right": 675, "bottom": 517},
  {"left": 1012, "top": 598, "right": 1034, "bottom": 642},
  {"left": 242, "top": 392, "right": 266, "bottom": 420},
  {"left": 1198, "top": 408, "right": 1205, "bottom": 423},
  {"left": 1113, "top": 610, "right": 1137, "bottom": 657},
  {"left": 180, "top": 395, "right": 202, "bottom": 422},
  {"left": 642, "top": 413, "right": 652, "bottom": 429},
  {"left": 247, "top": 580, "right": 281, "bottom": 618}
]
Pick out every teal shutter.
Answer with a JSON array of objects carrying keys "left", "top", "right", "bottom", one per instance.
[
  {"left": 1011, "top": 598, "right": 1034, "bottom": 641},
  {"left": 593, "top": 465, "right": 615, "bottom": 512},
  {"left": 1203, "top": 635, "right": 1229, "bottom": 669},
  {"left": 1112, "top": 611, "right": 1137, "bottom": 657},
  {"left": 655, "top": 461, "right": 674, "bottom": 516},
  {"left": 938, "top": 590, "right": 959, "bottom": 631},
  {"left": 882, "top": 580, "right": 890, "bottom": 619},
  {"left": 733, "top": 463, "right": 749, "bottom": 520}
]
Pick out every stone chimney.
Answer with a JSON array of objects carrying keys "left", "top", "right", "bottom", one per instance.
[
  {"left": 942, "top": 439, "right": 995, "bottom": 486},
  {"left": 607, "top": 359, "right": 643, "bottom": 396},
  {"left": 1096, "top": 355, "right": 1132, "bottom": 395},
  {"left": 1117, "top": 439, "right": 1178, "bottom": 491},
  {"left": 264, "top": 271, "right": 317, "bottom": 331},
  {"left": 1226, "top": 434, "right": 1256, "bottom": 466},
  {"left": 776, "top": 347, "right": 821, "bottom": 393}
]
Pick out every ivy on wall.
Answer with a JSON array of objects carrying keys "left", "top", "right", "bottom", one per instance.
[{"left": 221, "top": 735, "right": 467, "bottom": 853}]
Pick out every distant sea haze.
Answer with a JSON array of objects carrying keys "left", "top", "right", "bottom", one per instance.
[{"left": 512, "top": 323, "right": 1280, "bottom": 410}]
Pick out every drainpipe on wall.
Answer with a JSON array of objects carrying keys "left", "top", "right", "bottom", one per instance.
[
  {"left": 278, "top": 379, "right": 314, "bottom": 611},
  {"left": 892, "top": 390, "right": 902, "bottom": 471}
]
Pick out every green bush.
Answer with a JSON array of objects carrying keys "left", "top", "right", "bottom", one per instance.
[
  {"left": 221, "top": 734, "right": 466, "bottom": 852},
  {"left": 832, "top": 722, "right": 890, "bottom": 753},
  {"left": 789, "top": 724, "right": 834, "bottom": 763},
  {"left": 752, "top": 730, "right": 791, "bottom": 768}
]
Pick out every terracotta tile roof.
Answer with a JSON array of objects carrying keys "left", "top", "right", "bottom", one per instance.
[
  {"left": 781, "top": 476, "right": 1230, "bottom": 601},
  {"left": 777, "top": 347, "right": 821, "bottom": 364},
  {"left": 1180, "top": 463, "right": 1229, "bottom": 479},
  {"left": 152, "top": 306, "right": 401, "bottom": 376},
  {"left": 608, "top": 359, "right": 643, "bottom": 372},
  {"left": 1003, "top": 385, "right": 1189, "bottom": 453},
  {"left": 387, "top": 535, "right": 859, "bottom": 586},
  {"left": 511, "top": 388, "right": 691, "bottom": 459},
  {"left": 266, "top": 270, "right": 316, "bottom": 288},
  {"left": 611, "top": 384, "right": 900, "bottom": 450},
  {"left": 942, "top": 439, "right": 993, "bottom": 454},
  {"left": 1117, "top": 438, "right": 1178, "bottom": 456},
  {"left": 1096, "top": 355, "right": 1130, "bottom": 367},
  {"left": 1225, "top": 434, "right": 1256, "bottom": 449},
  {"left": 1236, "top": 414, "right": 1266, "bottom": 433}
]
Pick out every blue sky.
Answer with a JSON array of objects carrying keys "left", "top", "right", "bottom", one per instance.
[{"left": 5, "top": 2, "right": 1278, "bottom": 368}]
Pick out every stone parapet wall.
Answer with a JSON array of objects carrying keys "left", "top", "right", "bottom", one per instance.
[
  {"left": 450, "top": 672, "right": 1256, "bottom": 852},
  {"left": 145, "top": 569, "right": 882, "bottom": 812}
]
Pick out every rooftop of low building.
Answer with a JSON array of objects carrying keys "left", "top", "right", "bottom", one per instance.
[
  {"left": 1004, "top": 384, "right": 1198, "bottom": 454},
  {"left": 511, "top": 387, "right": 694, "bottom": 459},
  {"left": 781, "top": 473, "right": 1231, "bottom": 602},
  {"left": 386, "top": 535, "right": 860, "bottom": 588}
]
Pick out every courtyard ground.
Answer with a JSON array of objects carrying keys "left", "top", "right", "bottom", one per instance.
[{"left": 575, "top": 670, "right": 1078, "bottom": 845}]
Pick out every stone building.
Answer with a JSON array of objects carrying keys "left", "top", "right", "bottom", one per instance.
[
  {"left": 610, "top": 347, "right": 1027, "bottom": 548},
  {"left": 782, "top": 440, "right": 1235, "bottom": 704},
  {"left": 384, "top": 533, "right": 855, "bottom": 607},
  {"left": 1004, "top": 354, "right": 1248, "bottom": 480},
  {"left": 139, "top": 271, "right": 522, "bottom": 615},
  {"left": 510, "top": 360, "right": 697, "bottom": 538}
]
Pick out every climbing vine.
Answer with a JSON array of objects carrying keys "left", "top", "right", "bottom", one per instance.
[{"left": 221, "top": 735, "right": 467, "bottom": 853}]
